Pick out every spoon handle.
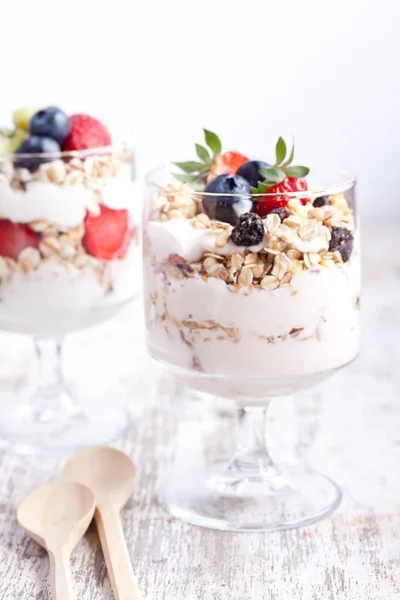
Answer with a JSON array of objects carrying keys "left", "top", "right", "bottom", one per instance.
[
  {"left": 48, "top": 546, "right": 74, "bottom": 600},
  {"left": 96, "top": 506, "right": 141, "bottom": 600}
]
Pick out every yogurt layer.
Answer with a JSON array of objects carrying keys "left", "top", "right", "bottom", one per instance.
[
  {"left": 146, "top": 260, "right": 360, "bottom": 382},
  {"left": 0, "top": 163, "right": 136, "bottom": 229}
]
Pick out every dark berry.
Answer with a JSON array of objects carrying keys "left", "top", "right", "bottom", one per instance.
[
  {"left": 203, "top": 174, "right": 252, "bottom": 225},
  {"left": 313, "top": 195, "right": 330, "bottom": 207},
  {"left": 329, "top": 226, "right": 354, "bottom": 262},
  {"left": 16, "top": 136, "right": 61, "bottom": 172},
  {"left": 231, "top": 212, "right": 265, "bottom": 247},
  {"left": 30, "top": 107, "right": 70, "bottom": 143},
  {"left": 236, "top": 160, "right": 271, "bottom": 188},
  {"left": 269, "top": 207, "right": 287, "bottom": 221}
]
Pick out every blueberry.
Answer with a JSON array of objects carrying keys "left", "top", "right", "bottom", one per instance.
[
  {"left": 313, "top": 195, "right": 330, "bottom": 207},
  {"left": 30, "top": 107, "right": 70, "bottom": 143},
  {"left": 328, "top": 226, "right": 354, "bottom": 262},
  {"left": 231, "top": 212, "right": 265, "bottom": 247},
  {"left": 16, "top": 136, "right": 61, "bottom": 172},
  {"left": 236, "top": 160, "right": 271, "bottom": 188},
  {"left": 203, "top": 174, "right": 252, "bottom": 225}
]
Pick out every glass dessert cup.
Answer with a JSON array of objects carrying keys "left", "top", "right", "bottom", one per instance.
[
  {"left": 0, "top": 145, "right": 139, "bottom": 454},
  {"left": 143, "top": 165, "right": 360, "bottom": 531}
]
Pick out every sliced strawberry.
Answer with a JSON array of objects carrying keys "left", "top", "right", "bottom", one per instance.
[
  {"left": 253, "top": 177, "right": 308, "bottom": 217},
  {"left": 83, "top": 205, "right": 132, "bottom": 260},
  {"left": 0, "top": 220, "right": 39, "bottom": 260},
  {"left": 207, "top": 151, "right": 249, "bottom": 182}
]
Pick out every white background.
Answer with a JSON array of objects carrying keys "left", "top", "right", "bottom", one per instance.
[{"left": 1, "top": 0, "right": 399, "bottom": 215}]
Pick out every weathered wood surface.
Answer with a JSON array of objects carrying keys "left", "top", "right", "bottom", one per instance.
[{"left": 0, "top": 218, "right": 399, "bottom": 600}]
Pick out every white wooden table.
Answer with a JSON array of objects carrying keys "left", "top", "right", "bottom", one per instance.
[{"left": 0, "top": 218, "right": 399, "bottom": 600}]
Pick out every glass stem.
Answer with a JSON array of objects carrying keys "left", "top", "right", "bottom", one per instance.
[
  {"left": 229, "top": 404, "right": 275, "bottom": 476},
  {"left": 35, "top": 339, "right": 63, "bottom": 389},
  {"left": 33, "top": 339, "right": 80, "bottom": 421}
]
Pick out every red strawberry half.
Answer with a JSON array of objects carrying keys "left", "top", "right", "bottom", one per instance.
[
  {"left": 62, "top": 114, "right": 112, "bottom": 151},
  {"left": 0, "top": 220, "right": 40, "bottom": 260},
  {"left": 83, "top": 205, "right": 132, "bottom": 260},
  {"left": 253, "top": 177, "right": 308, "bottom": 217}
]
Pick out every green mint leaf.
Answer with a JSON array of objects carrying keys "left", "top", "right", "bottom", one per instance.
[
  {"left": 173, "top": 161, "right": 204, "bottom": 173},
  {"left": 204, "top": 129, "right": 222, "bottom": 156},
  {"left": 195, "top": 143, "right": 210, "bottom": 163},
  {"left": 282, "top": 141, "right": 295, "bottom": 167},
  {"left": 260, "top": 167, "right": 286, "bottom": 184},
  {"left": 172, "top": 173, "right": 198, "bottom": 183},
  {"left": 275, "top": 137, "right": 287, "bottom": 165},
  {"left": 252, "top": 182, "right": 273, "bottom": 196},
  {"left": 284, "top": 165, "right": 310, "bottom": 178}
]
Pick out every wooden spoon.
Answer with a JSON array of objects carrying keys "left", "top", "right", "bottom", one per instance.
[
  {"left": 17, "top": 482, "right": 95, "bottom": 600},
  {"left": 62, "top": 446, "right": 141, "bottom": 600}
]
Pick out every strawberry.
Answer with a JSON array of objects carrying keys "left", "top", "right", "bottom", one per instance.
[
  {"left": 61, "top": 114, "right": 112, "bottom": 151},
  {"left": 252, "top": 137, "right": 310, "bottom": 216},
  {"left": 207, "top": 151, "right": 249, "bottom": 182},
  {"left": 83, "top": 205, "right": 132, "bottom": 260},
  {"left": 0, "top": 220, "right": 39, "bottom": 260},
  {"left": 173, "top": 129, "right": 248, "bottom": 186}
]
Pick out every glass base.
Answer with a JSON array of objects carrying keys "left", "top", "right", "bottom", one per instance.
[
  {"left": 164, "top": 463, "right": 341, "bottom": 532},
  {"left": 0, "top": 392, "right": 131, "bottom": 455}
]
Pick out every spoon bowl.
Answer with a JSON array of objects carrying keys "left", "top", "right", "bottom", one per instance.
[
  {"left": 62, "top": 446, "right": 137, "bottom": 509},
  {"left": 17, "top": 482, "right": 95, "bottom": 550}
]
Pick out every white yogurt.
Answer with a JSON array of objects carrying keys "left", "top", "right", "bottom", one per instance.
[
  {"left": 0, "top": 164, "right": 136, "bottom": 229},
  {"left": 0, "top": 245, "right": 140, "bottom": 337}
]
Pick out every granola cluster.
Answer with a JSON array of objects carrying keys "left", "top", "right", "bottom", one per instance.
[{"left": 149, "top": 183, "right": 355, "bottom": 292}]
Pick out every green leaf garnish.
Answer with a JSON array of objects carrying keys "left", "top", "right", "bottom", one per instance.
[
  {"left": 275, "top": 137, "right": 287, "bottom": 165},
  {"left": 259, "top": 167, "right": 286, "bottom": 184},
  {"left": 173, "top": 129, "right": 224, "bottom": 184},
  {"left": 195, "top": 143, "right": 210, "bottom": 162},
  {"left": 282, "top": 141, "right": 295, "bottom": 167},
  {"left": 173, "top": 161, "right": 205, "bottom": 173},
  {"left": 253, "top": 136, "right": 310, "bottom": 197},
  {"left": 284, "top": 165, "right": 310, "bottom": 178},
  {"left": 203, "top": 129, "right": 222, "bottom": 155}
]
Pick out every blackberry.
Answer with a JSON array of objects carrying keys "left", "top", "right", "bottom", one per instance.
[
  {"left": 313, "top": 195, "right": 330, "bottom": 207},
  {"left": 329, "top": 226, "right": 354, "bottom": 262},
  {"left": 231, "top": 212, "right": 265, "bottom": 247},
  {"left": 269, "top": 207, "right": 287, "bottom": 221}
]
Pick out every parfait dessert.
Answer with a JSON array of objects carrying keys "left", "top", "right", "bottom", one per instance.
[
  {"left": 0, "top": 106, "right": 138, "bottom": 336},
  {"left": 0, "top": 105, "right": 138, "bottom": 454},
  {"left": 144, "top": 130, "right": 360, "bottom": 398},
  {"left": 143, "top": 130, "right": 360, "bottom": 531}
]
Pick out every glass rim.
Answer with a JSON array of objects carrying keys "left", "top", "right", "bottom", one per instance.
[
  {"left": 0, "top": 141, "right": 133, "bottom": 161},
  {"left": 145, "top": 163, "right": 357, "bottom": 198}
]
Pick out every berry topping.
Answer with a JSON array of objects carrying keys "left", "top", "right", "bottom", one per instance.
[
  {"left": 313, "top": 195, "right": 330, "bottom": 207},
  {"left": 83, "top": 205, "right": 132, "bottom": 260},
  {"left": 231, "top": 212, "right": 265, "bottom": 247},
  {"left": 13, "top": 106, "right": 45, "bottom": 132},
  {"left": 173, "top": 129, "right": 248, "bottom": 186},
  {"left": 252, "top": 137, "right": 309, "bottom": 217},
  {"left": 328, "top": 226, "right": 354, "bottom": 262},
  {"left": 62, "top": 114, "right": 112, "bottom": 151},
  {"left": 0, "top": 128, "right": 27, "bottom": 155},
  {"left": 236, "top": 160, "right": 271, "bottom": 188},
  {"left": 16, "top": 136, "right": 61, "bottom": 171},
  {"left": 269, "top": 207, "right": 287, "bottom": 221},
  {"left": 203, "top": 174, "right": 252, "bottom": 226},
  {"left": 30, "top": 107, "right": 70, "bottom": 143},
  {"left": 0, "top": 220, "right": 39, "bottom": 260},
  {"left": 209, "top": 151, "right": 249, "bottom": 180}
]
